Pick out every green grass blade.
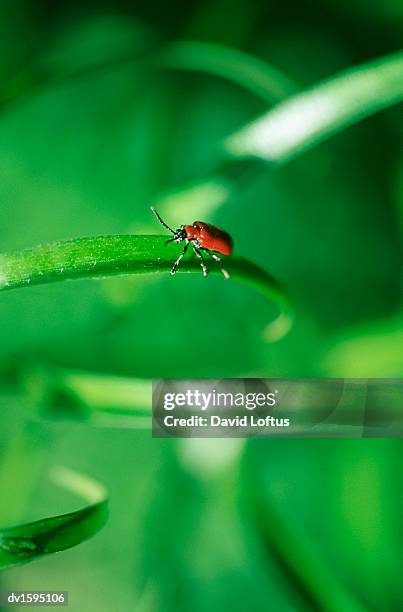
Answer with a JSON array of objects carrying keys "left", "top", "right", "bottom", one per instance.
[
  {"left": 0, "top": 235, "right": 291, "bottom": 326},
  {"left": 248, "top": 484, "right": 367, "bottom": 612},
  {"left": 1, "top": 40, "right": 296, "bottom": 112},
  {"left": 160, "top": 41, "right": 298, "bottom": 103},
  {"left": 226, "top": 50, "right": 403, "bottom": 163},
  {"left": 22, "top": 366, "right": 152, "bottom": 428},
  {"left": 0, "top": 467, "right": 108, "bottom": 570}
]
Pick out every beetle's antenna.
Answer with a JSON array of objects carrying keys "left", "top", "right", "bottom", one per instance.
[{"left": 150, "top": 207, "right": 175, "bottom": 233}]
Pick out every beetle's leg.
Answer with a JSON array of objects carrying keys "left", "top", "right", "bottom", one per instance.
[
  {"left": 191, "top": 243, "right": 208, "bottom": 277},
  {"left": 202, "top": 249, "right": 230, "bottom": 280},
  {"left": 165, "top": 238, "right": 176, "bottom": 245},
  {"left": 171, "top": 241, "right": 189, "bottom": 275}
]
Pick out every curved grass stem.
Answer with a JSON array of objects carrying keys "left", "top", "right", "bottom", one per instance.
[{"left": 0, "top": 235, "right": 292, "bottom": 338}]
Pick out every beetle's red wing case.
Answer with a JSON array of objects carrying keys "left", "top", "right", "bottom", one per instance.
[{"left": 192, "top": 222, "right": 233, "bottom": 256}]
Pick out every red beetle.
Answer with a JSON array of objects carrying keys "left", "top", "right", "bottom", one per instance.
[{"left": 151, "top": 207, "right": 233, "bottom": 279}]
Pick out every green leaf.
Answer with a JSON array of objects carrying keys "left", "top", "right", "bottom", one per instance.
[
  {"left": 0, "top": 235, "right": 292, "bottom": 333},
  {"left": 225, "top": 50, "right": 403, "bottom": 163},
  {"left": 244, "top": 447, "right": 368, "bottom": 612},
  {"left": 0, "top": 466, "right": 108, "bottom": 570},
  {"left": 160, "top": 40, "right": 298, "bottom": 103}
]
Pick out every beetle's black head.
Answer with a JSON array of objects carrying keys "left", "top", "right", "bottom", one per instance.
[{"left": 173, "top": 226, "right": 186, "bottom": 242}]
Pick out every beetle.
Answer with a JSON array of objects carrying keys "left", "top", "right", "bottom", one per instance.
[{"left": 151, "top": 207, "right": 233, "bottom": 279}]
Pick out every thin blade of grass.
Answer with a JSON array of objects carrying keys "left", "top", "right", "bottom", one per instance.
[
  {"left": 226, "top": 50, "right": 403, "bottom": 163},
  {"left": 0, "top": 235, "right": 292, "bottom": 336},
  {"left": 0, "top": 467, "right": 108, "bottom": 570},
  {"left": 160, "top": 40, "right": 298, "bottom": 103},
  {"left": 0, "top": 39, "right": 296, "bottom": 112},
  {"left": 22, "top": 366, "right": 152, "bottom": 427}
]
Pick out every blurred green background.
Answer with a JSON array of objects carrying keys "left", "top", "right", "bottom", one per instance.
[{"left": 0, "top": 0, "right": 402, "bottom": 610}]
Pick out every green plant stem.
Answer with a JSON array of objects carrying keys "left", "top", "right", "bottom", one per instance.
[{"left": 0, "top": 234, "right": 291, "bottom": 319}]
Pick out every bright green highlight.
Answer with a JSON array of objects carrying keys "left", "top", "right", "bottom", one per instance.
[{"left": 226, "top": 51, "right": 403, "bottom": 163}]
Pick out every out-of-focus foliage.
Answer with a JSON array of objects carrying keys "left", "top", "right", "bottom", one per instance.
[
  {"left": 0, "top": 0, "right": 402, "bottom": 610},
  {"left": 226, "top": 51, "right": 403, "bottom": 163}
]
